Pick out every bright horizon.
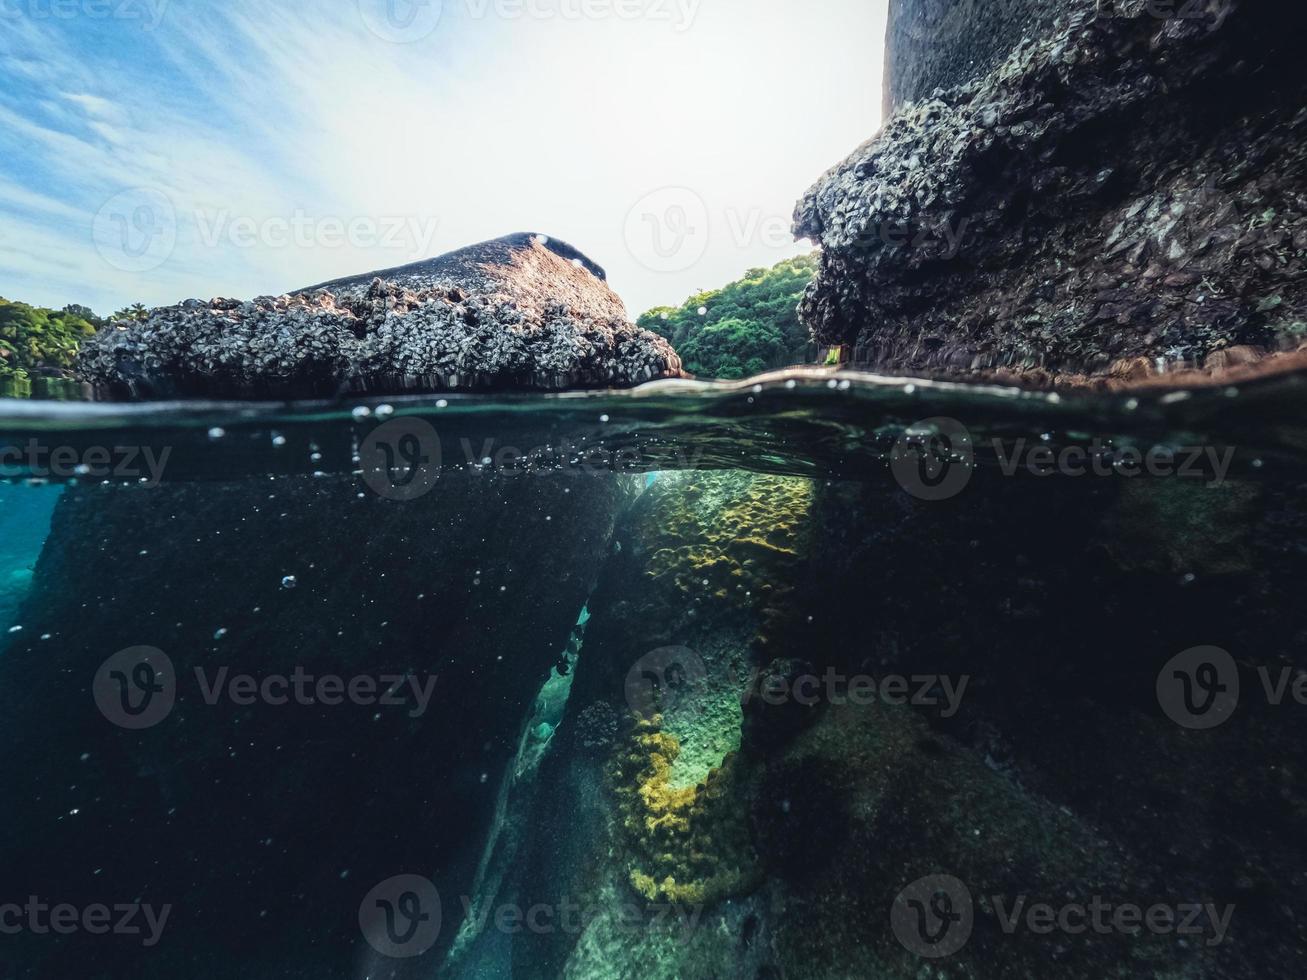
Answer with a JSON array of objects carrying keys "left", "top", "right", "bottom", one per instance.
[{"left": 0, "top": 0, "right": 886, "bottom": 319}]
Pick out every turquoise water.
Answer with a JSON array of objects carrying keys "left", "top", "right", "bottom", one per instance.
[{"left": 0, "top": 482, "right": 61, "bottom": 634}]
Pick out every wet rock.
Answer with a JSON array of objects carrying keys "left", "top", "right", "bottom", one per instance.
[
  {"left": 1205, "top": 344, "right": 1263, "bottom": 371},
  {"left": 486, "top": 470, "right": 1307, "bottom": 978},
  {"left": 78, "top": 233, "right": 684, "bottom": 398},
  {"left": 796, "top": 0, "right": 1307, "bottom": 383}
]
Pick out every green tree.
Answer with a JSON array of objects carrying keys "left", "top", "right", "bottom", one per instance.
[
  {"left": 112, "top": 303, "right": 150, "bottom": 322},
  {"left": 638, "top": 254, "right": 818, "bottom": 379},
  {"left": 0, "top": 297, "right": 100, "bottom": 384},
  {"left": 63, "top": 304, "right": 108, "bottom": 330}
]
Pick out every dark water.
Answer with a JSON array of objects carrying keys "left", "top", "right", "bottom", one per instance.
[{"left": 2, "top": 369, "right": 1306, "bottom": 979}]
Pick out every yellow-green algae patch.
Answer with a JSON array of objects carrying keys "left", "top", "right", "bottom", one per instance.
[
  {"left": 610, "top": 716, "right": 759, "bottom": 907},
  {"left": 637, "top": 472, "right": 816, "bottom": 788},
  {"left": 645, "top": 472, "right": 814, "bottom": 622}
]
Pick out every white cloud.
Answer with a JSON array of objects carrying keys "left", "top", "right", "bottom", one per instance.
[{"left": 0, "top": 0, "right": 886, "bottom": 316}]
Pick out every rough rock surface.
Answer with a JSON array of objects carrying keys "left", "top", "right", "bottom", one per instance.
[
  {"left": 797, "top": 0, "right": 1307, "bottom": 384},
  {"left": 480, "top": 468, "right": 1307, "bottom": 979},
  {"left": 78, "top": 233, "right": 684, "bottom": 397}
]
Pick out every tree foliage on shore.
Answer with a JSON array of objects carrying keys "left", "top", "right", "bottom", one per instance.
[
  {"left": 638, "top": 254, "right": 818, "bottom": 379},
  {"left": 0, "top": 298, "right": 103, "bottom": 383}
]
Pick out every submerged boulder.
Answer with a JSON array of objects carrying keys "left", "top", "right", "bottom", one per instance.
[
  {"left": 796, "top": 0, "right": 1307, "bottom": 384},
  {"left": 78, "top": 233, "right": 684, "bottom": 398},
  {"left": 496, "top": 470, "right": 1307, "bottom": 980},
  {"left": 0, "top": 466, "right": 625, "bottom": 977}
]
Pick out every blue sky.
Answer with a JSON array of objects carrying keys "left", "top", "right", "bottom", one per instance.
[{"left": 0, "top": 0, "right": 885, "bottom": 317}]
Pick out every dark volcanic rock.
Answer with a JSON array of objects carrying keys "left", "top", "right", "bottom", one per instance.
[
  {"left": 0, "top": 470, "right": 623, "bottom": 978},
  {"left": 486, "top": 468, "right": 1307, "bottom": 978},
  {"left": 78, "top": 233, "right": 684, "bottom": 398},
  {"left": 797, "top": 0, "right": 1307, "bottom": 383}
]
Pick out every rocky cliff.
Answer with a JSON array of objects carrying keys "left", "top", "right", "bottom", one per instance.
[
  {"left": 798, "top": 0, "right": 1307, "bottom": 385},
  {"left": 78, "top": 233, "right": 684, "bottom": 398}
]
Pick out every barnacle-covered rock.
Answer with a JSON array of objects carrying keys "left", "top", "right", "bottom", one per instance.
[
  {"left": 575, "top": 700, "right": 622, "bottom": 752},
  {"left": 796, "top": 0, "right": 1307, "bottom": 385},
  {"left": 78, "top": 233, "right": 684, "bottom": 397}
]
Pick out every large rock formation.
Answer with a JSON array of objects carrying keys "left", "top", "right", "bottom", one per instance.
[
  {"left": 0, "top": 463, "right": 627, "bottom": 977},
  {"left": 797, "top": 0, "right": 1307, "bottom": 385},
  {"left": 453, "top": 466, "right": 1307, "bottom": 980},
  {"left": 78, "top": 233, "right": 683, "bottom": 398}
]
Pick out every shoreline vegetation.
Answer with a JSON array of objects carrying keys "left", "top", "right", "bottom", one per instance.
[
  {"left": 0, "top": 298, "right": 147, "bottom": 396},
  {"left": 639, "top": 254, "right": 818, "bottom": 380}
]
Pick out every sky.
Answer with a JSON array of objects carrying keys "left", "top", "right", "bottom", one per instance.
[{"left": 0, "top": 0, "right": 886, "bottom": 318}]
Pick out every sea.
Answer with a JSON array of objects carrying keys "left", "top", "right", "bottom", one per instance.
[{"left": 1, "top": 368, "right": 1304, "bottom": 979}]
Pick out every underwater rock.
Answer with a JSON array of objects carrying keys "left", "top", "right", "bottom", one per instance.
[
  {"left": 1102, "top": 478, "right": 1262, "bottom": 576},
  {"left": 0, "top": 470, "right": 623, "bottom": 976},
  {"left": 740, "top": 656, "right": 823, "bottom": 753},
  {"left": 492, "top": 469, "right": 1307, "bottom": 979},
  {"left": 796, "top": 0, "right": 1307, "bottom": 384},
  {"left": 77, "top": 233, "right": 684, "bottom": 398},
  {"left": 489, "top": 471, "right": 815, "bottom": 979}
]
